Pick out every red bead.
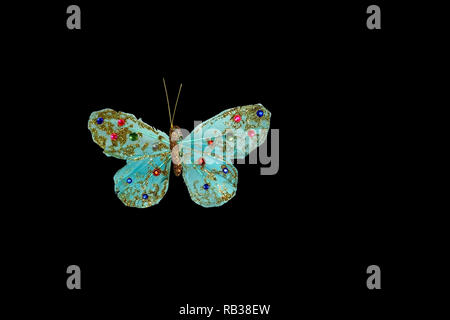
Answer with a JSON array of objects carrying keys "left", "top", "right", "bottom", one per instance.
[
  {"left": 233, "top": 114, "right": 241, "bottom": 122},
  {"left": 153, "top": 168, "right": 161, "bottom": 176},
  {"left": 110, "top": 133, "right": 118, "bottom": 141},
  {"left": 198, "top": 158, "right": 206, "bottom": 165},
  {"left": 248, "top": 130, "right": 256, "bottom": 137},
  {"left": 207, "top": 140, "right": 214, "bottom": 145},
  {"left": 118, "top": 119, "right": 125, "bottom": 126}
]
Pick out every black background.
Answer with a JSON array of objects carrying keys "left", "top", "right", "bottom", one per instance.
[{"left": 9, "top": 0, "right": 434, "bottom": 318}]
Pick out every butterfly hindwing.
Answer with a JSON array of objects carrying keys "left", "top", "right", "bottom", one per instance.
[
  {"left": 182, "top": 154, "right": 238, "bottom": 208},
  {"left": 88, "top": 108, "right": 170, "bottom": 160},
  {"left": 113, "top": 155, "right": 171, "bottom": 208}
]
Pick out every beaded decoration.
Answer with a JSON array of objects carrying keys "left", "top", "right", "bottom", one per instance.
[{"left": 88, "top": 79, "right": 271, "bottom": 208}]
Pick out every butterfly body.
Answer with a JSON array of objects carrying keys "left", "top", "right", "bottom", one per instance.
[
  {"left": 169, "top": 125, "right": 183, "bottom": 177},
  {"left": 88, "top": 104, "right": 271, "bottom": 208}
]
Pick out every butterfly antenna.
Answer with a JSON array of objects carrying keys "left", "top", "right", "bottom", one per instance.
[
  {"left": 163, "top": 78, "right": 173, "bottom": 128},
  {"left": 171, "top": 83, "right": 183, "bottom": 125}
]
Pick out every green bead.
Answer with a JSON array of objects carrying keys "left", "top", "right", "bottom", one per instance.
[{"left": 129, "top": 132, "right": 139, "bottom": 141}]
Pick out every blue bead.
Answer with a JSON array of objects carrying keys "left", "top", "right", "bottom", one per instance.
[
  {"left": 96, "top": 117, "right": 104, "bottom": 124},
  {"left": 126, "top": 178, "right": 132, "bottom": 184},
  {"left": 203, "top": 184, "right": 209, "bottom": 190},
  {"left": 142, "top": 193, "right": 148, "bottom": 199},
  {"left": 222, "top": 167, "right": 229, "bottom": 174},
  {"left": 256, "top": 110, "right": 264, "bottom": 117}
]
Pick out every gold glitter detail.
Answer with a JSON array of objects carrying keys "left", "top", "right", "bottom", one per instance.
[
  {"left": 141, "top": 142, "right": 149, "bottom": 152},
  {"left": 182, "top": 163, "right": 237, "bottom": 207}
]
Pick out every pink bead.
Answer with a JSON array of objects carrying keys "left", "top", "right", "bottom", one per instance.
[
  {"left": 248, "top": 130, "right": 256, "bottom": 137},
  {"left": 110, "top": 133, "right": 118, "bottom": 141},
  {"left": 233, "top": 114, "right": 241, "bottom": 122}
]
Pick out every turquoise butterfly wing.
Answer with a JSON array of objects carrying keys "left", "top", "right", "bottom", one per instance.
[
  {"left": 179, "top": 104, "right": 271, "bottom": 207},
  {"left": 113, "top": 156, "right": 171, "bottom": 208},
  {"left": 88, "top": 108, "right": 171, "bottom": 208},
  {"left": 181, "top": 153, "right": 239, "bottom": 208}
]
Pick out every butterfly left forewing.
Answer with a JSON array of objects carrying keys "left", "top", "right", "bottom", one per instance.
[{"left": 88, "top": 108, "right": 170, "bottom": 160}]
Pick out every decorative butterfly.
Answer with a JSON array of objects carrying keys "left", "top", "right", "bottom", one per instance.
[{"left": 88, "top": 79, "right": 271, "bottom": 208}]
